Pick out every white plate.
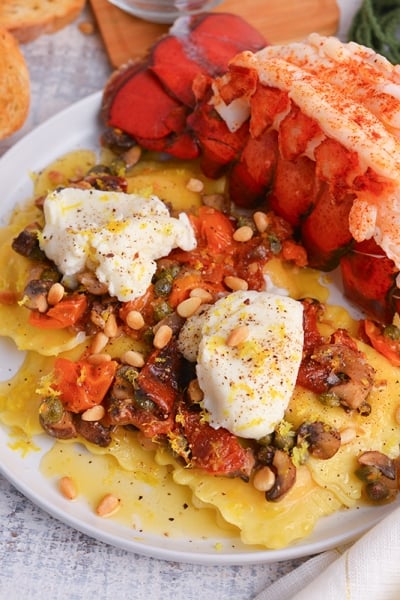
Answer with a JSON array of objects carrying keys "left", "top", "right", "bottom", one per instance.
[{"left": 0, "top": 91, "right": 398, "bottom": 565}]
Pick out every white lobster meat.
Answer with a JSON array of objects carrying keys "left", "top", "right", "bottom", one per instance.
[{"left": 211, "top": 34, "right": 400, "bottom": 271}]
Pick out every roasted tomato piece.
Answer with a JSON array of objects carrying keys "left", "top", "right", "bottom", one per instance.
[
  {"left": 29, "top": 294, "right": 88, "bottom": 329},
  {"left": 173, "top": 404, "right": 255, "bottom": 479},
  {"left": 362, "top": 319, "right": 400, "bottom": 367},
  {"left": 107, "top": 364, "right": 176, "bottom": 438},
  {"left": 136, "top": 339, "right": 183, "bottom": 416},
  {"left": 53, "top": 357, "right": 118, "bottom": 413}
]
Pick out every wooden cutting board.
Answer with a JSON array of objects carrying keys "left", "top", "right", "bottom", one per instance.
[{"left": 89, "top": 0, "right": 339, "bottom": 68}]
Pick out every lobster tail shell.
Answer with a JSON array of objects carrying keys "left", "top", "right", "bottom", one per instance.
[
  {"left": 100, "top": 17, "right": 400, "bottom": 323},
  {"left": 101, "top": 13, "right": 267, "bottom": 158}
]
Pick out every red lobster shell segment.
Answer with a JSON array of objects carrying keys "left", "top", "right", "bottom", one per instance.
[{"left": 101, "top": 13, "right": 266, "bottom": 160}]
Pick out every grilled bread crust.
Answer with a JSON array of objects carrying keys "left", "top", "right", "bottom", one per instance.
[
  {"left": 0, "top": 0, "right": 86, "bottom": 43},
  {"left": 0, "top": 27, "right": 30, "bottom": 139}
]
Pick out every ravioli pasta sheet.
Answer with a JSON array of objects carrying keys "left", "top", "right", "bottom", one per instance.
[
  {"left": 1, "top": 150, "right": 400, "bottom": 551},
  {"left": 2, "top": 334, "right": 399, "bottom": 549}
]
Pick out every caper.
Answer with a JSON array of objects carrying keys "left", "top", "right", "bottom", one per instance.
[
  {"left": 274, "top": 429, "right": 296, "bottom": 452},
  {"left": 142, "top": 327, "right": 155, "bottom": 346},
  {"left": 87, "top": 164, "right": 111, "bottom": 176},
  {"left": 257, "top": 434, "right": 274, "bottom": 446},
  {"left": 153, "top": 301, "right": 173, "bottom": 322},
  {"left": 268, "top": 234, "right": 282, "bottom": 254},
  {"left": 39, "top": 397, "right": 64, "bottom": 425},
  {"left": 154, "top": 277, "right": 173, "bottom": 297},
  {"left": 109, "top": 158, "right": 127, "bottom": 177},
  {"left": 236, "top": 215, "right": 254, "bottom": 229},
  {"left": 355, "top": 465, "right": 381, "bottom": 483},
  {"left": 153, "top": 265, "right": 180, "bottom": 297},
  {"left": 318, "top": 391, "right": 341, "bottom": 407},
  {"left": 40, "top": 270, "right": 61, "bottom": 283},
  {"left": 119, "top": 365, "right": 139, "bottom": 386},
  {"left": 383, "top": 324, "right": 400, "bottom": 340},
  {"left": 134, "top": 391, "right": 157, "bottom": 412},
  {"left": 169, "top": 264, "right": 180, "bottom": 279}
]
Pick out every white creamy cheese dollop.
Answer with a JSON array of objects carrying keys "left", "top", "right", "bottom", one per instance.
[
  {"left": 40, "top": 188, "right": 197, "bottom": 302},
  {"left": 178, "top": 290, "right": 304, "bottom": 439}
]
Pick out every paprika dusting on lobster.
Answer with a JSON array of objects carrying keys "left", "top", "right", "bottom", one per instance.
[{"left": 101, "top": 17, "right": 400, "bottom": 323}]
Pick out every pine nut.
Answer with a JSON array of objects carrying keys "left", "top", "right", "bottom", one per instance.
[
  {"left": 36, "top": 294, "right": 49, "bottom": 313},
  {"left": 224, "top": 275, "right": 248, "bottom": 291},
  {"left": 59, "top": 476, "right": 78, "bottom": 500},
  {"left": 47, "top": 282, "right": 65, "bottom": 305},
  {"left": 126, "top": 310, "right": 145, "bottom": 330},
  {"left": 340, "top": 427, "right": 357, "bottom": 445},
  {"left": 87, "top": 352, "right": 112, "bottom": 364},
  {"left": 122, "top": 349, "right": 145, "bottom": 368},
  {"left": 187, "top": 378, "right": 204, "bottom": 402},
  {"left": 226, "top": 325, "right": 249, "bottom": 347},
  {"left": 189, "top": 287, "right": 213, "bottom": 303},
  {"left": 123, "top": 145, "right": 142, "bottom": 168},
  {"left": 104, "top": 313, "right": 119, "bottom": 337},
  {"left": 253, "top": 211, "right": 270, "bottom": 233},
  {"left": 233, "top": 225, "right": 253, "bottom": 242},
  {"left": 177, "top": 296, "right": 202, "bottom": 318},
  {"left": 153, "top": 324, "right": 173, "bottom": 349},
  {"left": 89, "top": 331, "right": 109, "bottom": 355},
  {"left": 186, "top": 177, "right": 204, "bottom": 193},
  {"left": 96, "top": 493, "right": 121, "bottom": 517},
  {"left": 253, "top": 466, "right": 276, "bottom": 492},
  {"left": 90, "top": 310, "right": 106, "bottom": 329},
  {"left": 81, "top": 404, "right": 105, "bottom": 421}
]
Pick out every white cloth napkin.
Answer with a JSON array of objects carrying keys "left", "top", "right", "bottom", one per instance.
[{"left": 255, "top": 505, "right": 400, "bottom": 600}]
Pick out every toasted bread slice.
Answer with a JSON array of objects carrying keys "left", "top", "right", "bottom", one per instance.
[
  {"left": 0, "top": 27, "right": 30, "bottom": 139},
  {"left": 0, "top": 0, "right": 86, "bottom": 43}
]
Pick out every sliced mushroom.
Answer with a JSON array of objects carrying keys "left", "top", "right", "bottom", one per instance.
[
  {"left": 39, "top": 410, "right": 77, "bottom": 440},
  {"left": 311, "top": 343, "right": 375, "bottom": 411},
  {"left": 82, "top": 173, "right": 128, "bottom": 193},
  {"left": 12, "top": 223, "right": 47, "bottom": 261},
  {"left": 22, "top": 279, "right": 54, "bottom": 312},
  {"left": 265, "top": 449, "right": 296, "bottom": 501},
  {"left": 76, "top": 271, "right": 109, "bottom": 295},
  {"left": 356, "top": 451, "right": 399, "bottom": 503},
  {"left": 358, "top": 450, "right": 396, "bottom": 480},
  {"left": 297, "top": 421, "right": 341, "bottom": 460},
  {"left": 74, "top": 417, "right": 113, "bottom": 448}
]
